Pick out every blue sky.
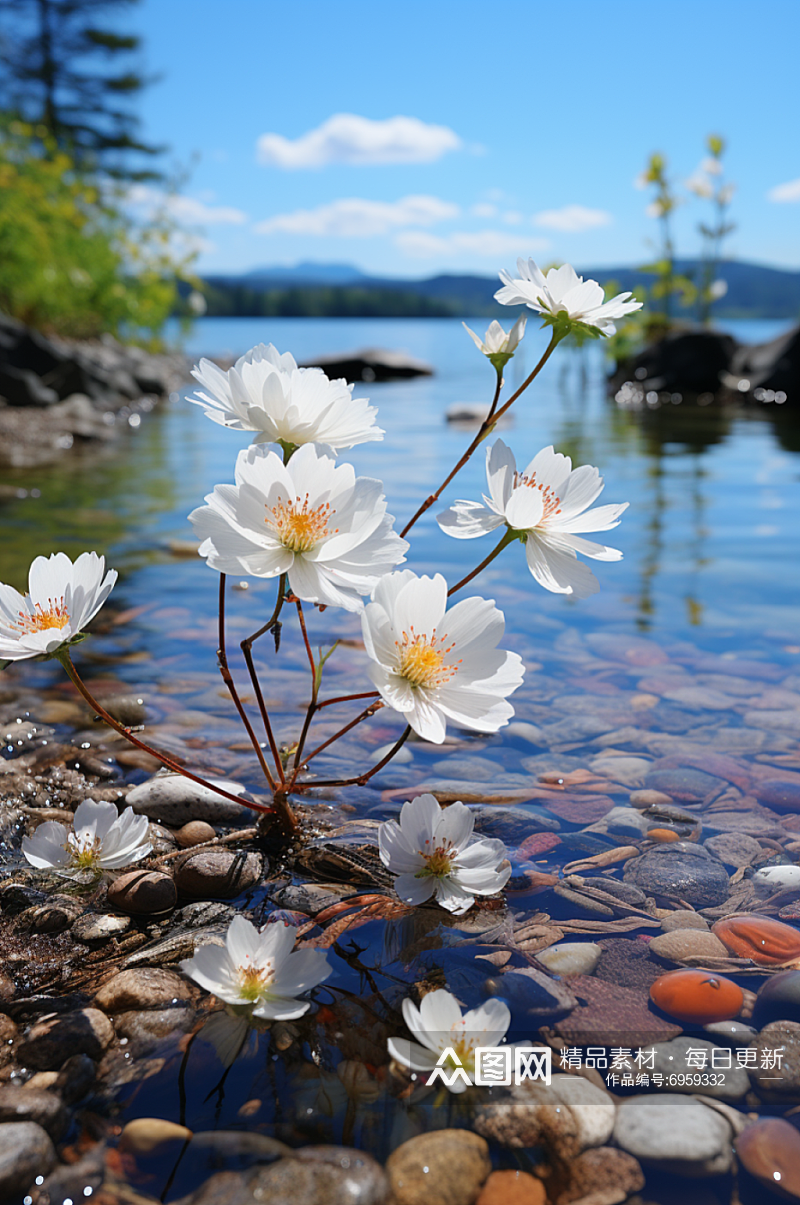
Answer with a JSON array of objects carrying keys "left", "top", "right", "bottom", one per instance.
[{"left": 134, "top": 0, "right": 800, "bottom": 277}]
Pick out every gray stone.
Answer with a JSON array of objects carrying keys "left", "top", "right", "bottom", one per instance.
[
  {"left": 643, "top": 768, "right": 726, "bottom": 801},
  {"left": 126, "top": 771, "right": 254, "bottom": 824},
  {"left": 196, "top": 1148, "right": 390, "bottom": 1205},
  {"left": 613, "top": 1095, "right": 734, "bottom": 1175},
  {"left": 589, "top": 756, "right": 653, "bottom": 785},
  {"left": 113, "top": 1007, "right": 196, "bottom": 1047},
  {"left": 660, "top": 911, "right": 710, "bottom": 932},
  {"left": 271, "top": 882, "right": 348, "bottom": 914},
  {"left": 473, "top": 1073, "right": 615, "bottom": 1151},
  {"left": 0, "top": 1085, "right": 67, "bottom": 1138},
  {"left": 703, "top": 832, "right": 763, "bottom": 868},
  {"left": 748, "top": 1021, "right": 800, "bottom": 1100},
  {"left": 71, "top": 911, "right": 131, "bottom": 943},
  {"left": 175, "top": 849, "right": 263, "bottom": 899},
  {"left": 0, "top": 1121, "right": 57, "bottom": 1197},
  {"left": 754, "top": 780, "right": 800, "bottom": 813},
  {"left": 650, "top": 1036, "right": 750, "bottom": 1100},
  {"left": 623, "top": 842, "right": 730, "bottom": 907},
  {"left": 586, "top": 805, "right": 651, "bottom": 838}
]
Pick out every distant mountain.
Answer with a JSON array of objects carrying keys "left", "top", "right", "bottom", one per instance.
[{"left": 192, "top": 260, "right": 800, "bottom": 321}]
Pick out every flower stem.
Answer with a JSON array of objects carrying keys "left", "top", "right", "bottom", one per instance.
[
  {"left": 288, "top": 700, "right": 384, "bottom": 783},
  {"left": 217, "top": 574, "right": 277, "bottom": 791},
  {"left": 399, "top": 330, "right": 562, "bottom": 539},
  {"left": 447, "top": 529, "right": 517, "bottom": 596},
  {"left": 292, "top": 599, "right": 319, "bottom": 772},
  {"left": 240, "top": 575, "right": 287, "bottom": 785},
  {"left": 309, "top": 724, "right": 412, "bottom": 788},
  {"left": 54, "top": 649, "right": 272, "bottom": 815}
]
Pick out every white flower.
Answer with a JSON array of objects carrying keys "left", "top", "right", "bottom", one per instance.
[
  {"left": 361, "top": 570, "right": 524, "bottom": 744},
  {"left": 438, "top": 439, "right": 628, "bottom": 600},
  {"left": 686, "top": 174, "right": 714, "bottom": 199},
  {"left": 180, "top": 915, "right": 331, "bottom": 1021},
  {"left": 709, "top": 279, "right": 728, "bottom": 300},
  {"left": 388, "top": 988, "right": 510, "bottom": 1093},
  {"left": 189, "top": 443, "right": 408, "bottom": 613},
  {"left": 0, "top": 552, "right": 117, "bottom": 662},
  {"left": 462, "top": 315, "right": 527, "bottom": 369},
  {"left": 379, "top": 793, "right": 511, "bottom": 914},
  {"left": 22, "top": 799, "right": 150, "bottom": 878},
  {"left": 495, "top": 259, "right": 642, "bottom": 336},
  {"left": 188, "top": 343, "right": 383, "bottom": 451}
]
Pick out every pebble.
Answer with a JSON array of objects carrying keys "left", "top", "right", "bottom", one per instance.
[
  {"left": 176, "top": 819, "right": 217, "bottom": 847},
  {"left": 71, "top": 911, "right": 131, "bottom": 943},
  {"left": 660, "top": 911, "right": 710, "bottom": 932},
  {"left": 648, "top": 930, "right": 731, "bottom": 963},
  {"left": 0, "top": 1120, "right": 57, "bottom": 1198},
  {"left": 748, "top": 1021, "right": 800, "bottom": 1099},
  {"left": 712, "top": 915, "right": 800, "bottom": 965},
  {"left": 201, "top": 1150, "right": 389, "bottom": 1205},
  {"left": 647, "top": 1035, "right": 750, "bottom": 1100},
  {"left": 643, "top": 767, "right": 725, "bottom": 801},
  {"left": 704, "top": 1020, "right": 758, "bottom": 1044},
  {"left": 272, "top": 882, "right": 350, "bottom": 914},
  {"left": 18, "top": 1007, "right": 114, "bottom": 1070},
  {"left": 753, "top": 865, "right": 800, "bottom": 892},
  {"left": 629, "top": 789, "right": 674, "bottom": 808},
  {"left": 119, "top": 1117, "right": 193, "bottom": 1152},
  {"left": 94, "top": 967, "right": 189, "bottom": 1013},
  {"left": 386, "top": 1129, "right": 490, "bottom": 1205},
  {"left": 623, "top": 842, "right": 730, "bottom": 907},
  {"left": 475, "top": 1169, "right": 545, "bottom": 1205},
  {"left": 489, "top": 968, "right": 577, "bottom": 1018},
  {"left": 555, "top": 975, "right": 681, "bottom": 1047},
  {"left": 0, "top": 1015, "right": 18, "bottom": 1069},
  {"left": 108, "top": 868, "right": 177, "bottom": 914},
  {"left": 586, "top": 805, "right": 650, "bottom": 838},
  {"left": 187, "top": 1129, "right": 291, "bottom": 1167},
  {"left": 114, "top": 1007, "right": 197, "bottom": 1047},
  {"left": 703, "top": 831, "right": 763, "bottom": 868},
  {"left": 431, "top": 755, "right": 503, "bottom": 781},
  {"left": 175, "top": 849, "right": 263, "bottom": 899},
  {"left": 536, "top": 942, "right": 601, "bottom": 977},
  {"left": 613, "top": 1095, "right": 734, "bottom": 1174},
  {"left": 754, "top": 779, "right": 800, "bottom": 813},
  {"left": 126, "top": 771, "right": 254, "bottom": 824},
  {"left": 588, "top": 756, "right": 652, "bottom": 786},
  {"left": 0, "top": 1084, "right": 67, "bottom": 1138},
  {"left": 703, "top": 811, "right": 787, "bottom": 839},
  {"left": 751, "top": 969, "right": 800, "bottom": 1027},
  {"left": 561, "top": 1147, "right": 645, "bottom": 1205},
  {"left": 745, "top": 709, "right": 800, "bottom": 735},
  {"left": 735, "top": 1118, "right": 800, "bottom": 1200}
]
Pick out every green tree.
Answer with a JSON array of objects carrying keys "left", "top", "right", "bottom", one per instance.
[{"left": 0, "top": 0, "right": 162, "bottom": 180}]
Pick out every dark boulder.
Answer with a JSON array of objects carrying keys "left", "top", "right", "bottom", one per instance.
[
  {"left": 725, "top": 322, "right": 799, "bottom": 400},
  {"left": 611, "top": 328, "right": 738, "bottom": 396},
  {"left": 301, "top": 346, "right": 433, "bottom": 381}
]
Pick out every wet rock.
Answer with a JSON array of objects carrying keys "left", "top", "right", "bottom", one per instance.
[
  {"left": 586, "top": 806, "right": 650, "bottom": 838},
  {"left": 629, "top": 789, "right": 674, "bottom": 808},
  {"left": 209, "top": 1154, "right": 389, "bottom": 1205},
  {"left": 735, "top": 1118, "right": 800, "bottom": 1200},
  {"left": 643, "top": 767, "right": 725, "bottom": 801},
  {"left": 294, "top": 1146, "right": 390, "bottom": 1203},
  {"left": 536, "top": 942, "right": 602, "bottom": 976},
  {"left": 126, "top": 771, "right": 253, "bottom": 824},
  {"left": 745, "top": 709, "right": 800, "bottom": 736},
  {"left": 175, "top": 849, "right": 263, "bottom": 899},
  {"left": 271, "top": 882, "right": 351, "bottom": 915},
  {"left": 703, "top": 811, "right": 786, "bottom": 839},
  {"left": 594, "top": 939, "right": 665, "bottom": 992},
  {"left": 386, "top": 1129, "right": 490, "bottom": 1205},
  {"left": 0, "top": 1120, "right": 57, "bottom": 1197},
  {"left": 71, "top": 911, "right": 131, "bottom": 943},
  {"left": 18, "top": 1007, "right": 114, "bottom": 1069},
  {"left": 650, "top": 969, "right": 744, "bottom": 1028},
  {"left": 585, "top": 632, "right": 669, "bottom": 666},
  {"left": 176, "top": 820, "right": 217, "bottom": 847},
  {"left": 704, "top": 831, "right": 763, "bottom": 868},
  {"left": 492, "top": 968, "right": 578, "bottom": 1017},
  {"left": 187, "top": 1129, "right": 291, "bottom": 1171},
  {"left": 95, "top": 967, "right": 190, "bottom": 1013},
  {"left": 476, "top": 1169, "right": 545, "bottom": 1205},
  {"left": 713, "top": 915, "right": 800, "bottom": 965},
  {"left": 555, "top": 976, "right": 681, "bottom": 1046},
  {"left": 648, "top": 929, "right": 730, "bottom": 963},
  {"left": 37, "top": 1148, "right": 105, "bottom": 1205},
  {"left": 114, "top": 1006, "right": 196, "bottom": 1046},
  {"left": 473, "top": 1073, "right": 615, "bottom": 1153},
  {"left": 107, "top": 868, "right": 177, "bottom": 914},
  {"left": 748, "top": 1021, "right": 800, "bottom": 1099},
  {"left": 54, "top": 1052, "right": 97, "bottom": 1104},
  {"left": 120, "top": 1117, "right": 193, "bottom": 1152},
  {"left": 613, "top": 1095, "right": 734, "bottom": 1175},
  {"left": 559, "top": 1147, "right": 645, "bottom": 1205},
  {"left": 99, "top": 693, "right": 148, "bottom": 726},
  {"left": 472, "top": 804, "right": 560, "bottom": 839},
  {"left": 0, "top": 1084, "right": 67, "bottom": 1137},
  {"left": 660, "top": 911, "right": 710, "bottom": 932},
  {"left": 754, "top": 866, "right": 800, "bottom": 892},
  {"left": 649, "top": 1035, "right": 750, "bottom": 1100},
  {"left": 0, "top": 1015, "right": 18, "bottom": 1069},
  {"left": 751, "top": 970, "right": 800, "bottom": 1027},
  {"left": 623, "top": 842, "right": 729, "bottom": 907},
  {"left": 754, "top": 780, "right": 800, "bottom": 814},
  {"left": 588, "top": 756, "right": 652, "bottom": 786}
]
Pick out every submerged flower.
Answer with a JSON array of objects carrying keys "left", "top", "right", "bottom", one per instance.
[
  {"left": 495, "top": 258, "right": 642, "bottom": 336},
  {"left": 388, "top": 988, "right": 510, "bottom": 1093},
  {"left": 379, "top": 793, "right": 511, "bottom": 914},
  {"left": 189, "top": 442, "right": 408, "bottom": 612},
  {"left": 188, "top": 342, "right": 383, "bottom": 451},
  {"left": 361, "top": 570, "right": 523, "bottom": 744},
  {"left": 438, "top": 440, "right": 628, "bottom": 600},
  {"left": 462, "top": 315, "right": 527, "bottom": 370},
  {"left": 0, "top": 552, "right": 117, "bottom": 662},
  {"left": 22, "top": 799, "right": 150, "bottom": 878},
  {"left": 181, "top": 915, "right": 331, "bottom": 1020}
]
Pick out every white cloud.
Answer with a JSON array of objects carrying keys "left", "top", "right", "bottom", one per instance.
[
  {"left": 503, "top": 211, "right": 523, "bottom": 225},
  {"left": 471, "top": 202, "right": 497, "bottom": 218},
  {"left": 768, "top": 178, "right": 800, "bottom": 203},
  {"left": 395, "top": 230, "right": 550, "bottom": 259},
  {"left": 256, "top": 113, "right": 462, "bottom": 169},
  {"left": 128, "top": 185, "right": 247, "bottom": 226},
  {"left": 533, "top": 204, "right": 612, "bottom": 233},
  {"left": 254, "top": 195, "right": 459, "bottom": 238}
]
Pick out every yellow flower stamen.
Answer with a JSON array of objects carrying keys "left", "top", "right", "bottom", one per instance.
[
  {"left": 396, "top": 627, "right": 459, "bottom": 690},
  {"left": 12, "top": 596, "right": 70, "bottom": 635},
  {"left": 513, "top": 471, "right": 562, "bottom": 520},
  {"left": 237, "top": 961, "right": 273, "bottom": 1002},
  {"left": 267, "top": 494, "right": 338, "bottom": 553}
]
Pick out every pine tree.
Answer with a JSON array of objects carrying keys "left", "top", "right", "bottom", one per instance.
[{"left": 0, "top": 0, "right": 163, "bottom": 179}]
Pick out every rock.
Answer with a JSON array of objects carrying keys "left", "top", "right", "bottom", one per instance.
[
  {"left": 752, "top": 970, "right": 800, "bottom": 1027},
  {"left": 588, "top": 756, "right": 652, "bottom": 786},
  {"left": 649, "top": 929, "right": 730, "bottom": 963},
  {"left": 623, "top": 842, "right": 729, "bottom": 907},
  {"left": 386, "top": 1129, "right": 490, "bottom": 1205},
  {"left": 536, "top": 942, "right": 602, "bottom": 977},
  {"left": 119, "top": 1116, "right": 193, "bottom": 1152},
  {"left": 0, "top": 1015, "right": 18, "bottom": 1069},
  {"left": 629, "top": 789, "right": 674, "bottom": 808},
  {"left": 37, "top": 1149, "right": 105, "bottom": 1205},
  {"left": 473, "top": 1073, "right": 615, "bottom": 1154},
  {"left": 713, "top": 915, "right": 800, "bottom": 965},
  {"left": 745, "top": 709, "right": 800, "bottom": 736},
  {"left": 294, "top": 1146, "right": 390, "bottom": 1203},
  {"left": 113, "top": 1006, "right": 196, "bottom": 1046},
  {"left": 272, "top": 881, "right": 351, "bottom": 914},
  {"left": 18, "top": 1007, "right": 114, "bottom": 1069},
  {"left": 614, "top": 328, "right": 737, "bottom": 394},
  {"left": 0, "top": 1120, "right": 57, "bottom": 1197},
  {"left": 176, "top": 820, "right": 217, "bottom": 847},
  {"left": 586, "top": 806, "right": 650, "bottom": 838},
  {"left": 613, "top": 1095, "right": 734, "bottom": 1175},
  {"left": 660, "top": 911, "right": 710, "bottom": 932},
  {"left": 649, "top": 1035, "right": 750, "bottom": 1100},
  {"left": 703, "top": 811, "right": 786, "bottom": 839},
  {"left": 0, "top": 1085, "right": 67, "bottom": 1137},
  {"left": 0, "top": 362, "right": 59, "bottom": 405},
  {"left": 703, "top": 1020, "right": 758, "bottom": 1044},
  {"left": 754, "top": 780, "right": 800, "bottom": 813},
  {"left": 492, "top": 968, "right": 578, "bottom": 1017},
  {"left": 187, "top": 1129, "right": 291, "bottom": 1170},
  {"left": 558, "top": 1147, "right": 645, "bottom": 1205},
  {"left": 650, "top": 969, "right": 744, "bottom": 1027},
  {"left": 748, "top": 1021, "right": 800, "bottom": 1099},
  {"left": 735, "top": 1118, "right": 800, "bottom": 1200},
  {"left": 55, "top": 1053, "right": 97, "bottom": 1103},
  {"left": 175, "top": 849, "right": 263, "bottom": 899},
  {"left": 126, "top": 771, "right": 254, "bottom": 824},
  {"left": 226, "top": 1148, "right": 389, "bottom": 1205},
  {"left": 754, "top": 866, "right": 800, "bottom": 892},
  {"left": 703, "top": 831, "right": 763, "bottom": 868},
  {"left": 95, "top": 967, "right": 189, "bottom": 1013},
  {"left": 71, "top": 911, "right": 131, "bottom": 943},
  {"left": 555, "top": 976, "right": 682, "bottom": 1046},
  {"left": 728, "top": 322, "right": 800, "bottom": 396},
  {"left": 476, "top": 1169, "right": 545, "bottom": 1205},
  {"left": 302, "top": 347, "right": 433, "bottom": 381},
  {"left": 107, "top": 868, "right": 177, "bottom": 914},
  {"left": 643, "top": 767, "right": 725, "bottom": 801}
]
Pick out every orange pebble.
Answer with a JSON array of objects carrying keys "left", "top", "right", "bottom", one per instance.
[
  {"left": 646, "top": 828, "right": 680, "bottom": 843},
  {"left": 713, "top": 915, "right": 800, "bottom": 966},
  {"left": 649, "top": 968, "right": 744, "bottom": 1024}
]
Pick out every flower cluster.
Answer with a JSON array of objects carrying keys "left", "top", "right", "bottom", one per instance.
[{"left": 22, "top": 799, "right": 151, "bottom": 879}]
